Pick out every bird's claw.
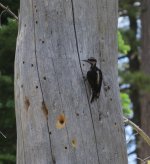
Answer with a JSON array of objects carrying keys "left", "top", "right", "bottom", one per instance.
[{"left": 83, "top": 76, "right": 87, "bottom": 81}]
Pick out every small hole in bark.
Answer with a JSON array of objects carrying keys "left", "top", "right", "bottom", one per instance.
[
  {"left": 25, "top": 97, "right": 30, "bottom": 111},
  {"left": 51, "top": 30, "right": 53, "bottom": 34},
  {"left": 56, "top": 114, "right": 66, "bottom": 129},
  {"left": 42, "top": 101, "right": 48, "bottom": 120},
  {"left": 104, "top": 86, "right": 107, "bottom": 92},
  {"left": 102, "top": 59, "right": 105, "bottom": 62},
  {"left": 42, "top": 40, "right": 45, "bottom": 44},
  {"left": 71, "top": 138, "right": 77, "bottom": 148},
  {"left": 83, "top": 64, "right": 84, "bottom": 66},
  {"left": 24, "top": 24, "right": 26, "bottom": 27},
  {"left": 34, "top": 5, "right": 36, "bottom": 8},
  {"left": 36, "top": 86, "right": 38, "bottom": 89},
  {"left": 43, "top": 77, "right": 46, "bottom": 80},
  {"left": 21, "top": 84, "right": 23, "bottom": 88},
  {"left": 99, "top": 113, "right": 102, "bottom": 121},
  {"left": 49, "top": 132, "right": 52, "bottom": 135},
  {"left": 23, "top": 61, "right": 25, "bottom": 64},
  {"left": 115, "top": 122, "right": 117, "bottom": 126},
  {"left": 35, "top": 21, "right": 38, "bottom": 24},
  {"left": 31, "top": 64, "right": 34, "bottom": 67},
  {"left": 36, "top": 9, "right": 38, "bottom": 12},
  {"left": 60, "top": 119, "right": 64, "bottom": 124},
  {"left": 76, "top": 113, "right": 79, "bottom": 117},
  {"left": 65, "top": 146, "right": 67, "bottom": 150},
  {"left": 110, "top": 98, "right": 112, "bottom": 101}
]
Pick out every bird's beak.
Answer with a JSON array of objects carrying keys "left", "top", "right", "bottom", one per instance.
[{"left": 82, "top": 60, "right": 90, "bottom": 63}]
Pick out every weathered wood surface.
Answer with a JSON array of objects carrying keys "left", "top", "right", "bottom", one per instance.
[{"left": 15, "top": 0, "right": 128, "bottom": 163}]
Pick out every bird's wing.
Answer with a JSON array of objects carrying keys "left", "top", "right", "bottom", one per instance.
[{"left": 96, "top": 68, "right": 103, "bottom": 92}]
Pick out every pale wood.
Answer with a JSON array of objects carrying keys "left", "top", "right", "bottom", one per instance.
[
  {"left": 124, "top": 117, "right": 150, "bottom": 146},
  {"left": 15, "top": 0, "right": 128, "bottom": 163}
]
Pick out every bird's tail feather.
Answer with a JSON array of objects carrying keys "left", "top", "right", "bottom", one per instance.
[
  {"left": 90, "top": 92, "right": 100, "bottom": 103},
  {"left": 90, "top": 94, "right": 95, "bottom": 103}
]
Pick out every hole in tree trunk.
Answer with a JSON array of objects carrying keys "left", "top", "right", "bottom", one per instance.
[
  {"left": 71, "top": 138, "right": 77, "bottom": 148},
  {"left": 56, "top": 114, "right": 67, "bottom": 129}
]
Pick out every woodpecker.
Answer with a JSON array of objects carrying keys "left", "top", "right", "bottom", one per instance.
[{"left": 82, "top": 57, "right": 102, "bottom": 103}]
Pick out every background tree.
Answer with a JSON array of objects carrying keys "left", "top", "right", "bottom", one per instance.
[
  {"left": 119, "top": 0, "right": 141, "bottom": 126},
  {"left": 118, "top": 1, "right": 141, "bottom": 163},
  {"left": 119, "top": 1, "right": 150, "bottom": 163},
  {"left": 14, "top": 0, "right": 127, "bottom": 163},
  {"left": 139, "top": 0, "right": 150, "bottom": 160}
]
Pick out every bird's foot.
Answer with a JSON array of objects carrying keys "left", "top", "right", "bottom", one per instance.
[{"left": 83, "top": 76, "right": 87, "bottom": 81}]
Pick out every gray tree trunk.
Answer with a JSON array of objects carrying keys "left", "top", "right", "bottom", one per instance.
[
  {"left": 15, "top": 0, "right": 127, "bottom": 163},
  {"left": 139, "top": 0, "right": 150, "bottom": 159}
]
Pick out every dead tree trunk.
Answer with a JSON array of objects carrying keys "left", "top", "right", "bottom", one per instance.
[
  {"left": 15, "top": 0, "right": 127, "bottom": 163},
  {"left": 139, "top": 0, "right": 150, "bottom": 159}
]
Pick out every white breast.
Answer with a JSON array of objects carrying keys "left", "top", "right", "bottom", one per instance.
[{"left": 97, "top": 71, "right": 99, "bottom": 84}]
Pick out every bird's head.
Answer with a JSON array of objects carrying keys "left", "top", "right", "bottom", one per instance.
[{"left": 82, "top": 57, "right": 97, "bottom": 66}]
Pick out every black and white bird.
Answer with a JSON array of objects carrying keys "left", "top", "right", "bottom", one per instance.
[{"left": 82, "top": 57, "right": 102, "bottom": 103}]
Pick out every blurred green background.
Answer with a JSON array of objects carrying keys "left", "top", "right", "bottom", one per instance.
[{"left": 0, "top": 0, "right": 19, "bottom": 163}]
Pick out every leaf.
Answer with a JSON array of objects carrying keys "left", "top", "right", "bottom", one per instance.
[
  {"left": 118, "top": 31, "right": 131, "bottom": 55},
  {"left": 120, "top": 93, "right": 133, "bottom": 117}
]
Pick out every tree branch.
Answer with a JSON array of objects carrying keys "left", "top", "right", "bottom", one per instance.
[
  {"left": 0, "top": 3, "right": 18, "bottom": 21},
  {"left": 118, "top": 55, "right": 129, "bottom": 60},
  {"left": 123, "top": 116, "right": 150, "bottom": 146},
  {"left": 120, "top": 87, "right": 130, "bottom": 92},
  {"left": 0, "top": 130, "right": 6, "bottom": 138}
]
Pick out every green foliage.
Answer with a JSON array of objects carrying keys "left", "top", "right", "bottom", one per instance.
[
  {"left": 120, "top": 29, "right": 140, "bottom": 53},
  {"left": 119, "top": 0, "right": 140, "bottom": 18},
  {"left": 0, "top": 18, "right": 18, "bottom": 164},
  {"left": 118, "top": 31, "right": 131, "bottom": 54},
  {"left": 0, "top": 154, "right": 16, "bottom": 163},
  {"left": 120, "top": 93, "right": 133, "bottom": 117},
  {"left": 0, "top": 19, "right": 18, "bottom": 74}
]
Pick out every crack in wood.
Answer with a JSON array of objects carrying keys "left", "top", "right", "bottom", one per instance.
[
  {"left": 70, "top": 0, "right": 100, "bottom": 163},
  {"left": 42, "top": 101, "right": 48, "bottom": 120},
  {"left": 31, "top": 0, "right": 55, "bottom": 163}
]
